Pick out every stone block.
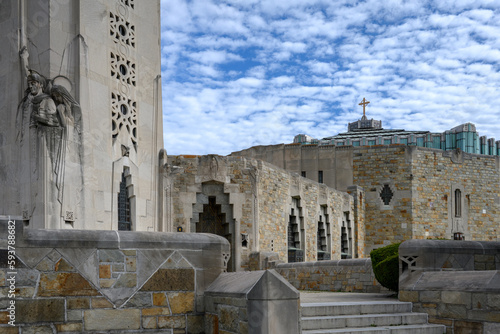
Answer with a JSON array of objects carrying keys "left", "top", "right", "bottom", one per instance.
[
  {"left": 112, "top": 263, "right": 125, "bottom": 272},
  {"left": 99, "top": 249, "right": 124, "bottom": 262},
  {"left": 454, "top": 320, "right": 483, "bottom": 333},
  {"left": 158, "top": 315, "right": 186, "bottom": 329},
  {"left": 66, "top": 309, "right": 83, "bottom": 322},
  {"left": 143, "top": 316, "right": 158, "bottom": 329},
  {"left": 142, "top": 307, "right": 171, "bottom": 316},
  {"left": 472, "top": 293, "right": 488, "bottom": 309},
  {"left": 442, "top": 291, "right": 471, "bottom": 307},
  {"left": 126, "top": 256, "right": 137, "bottom": 271},
  {"left": 113, "top": 273, "right": 137, "bottom": 288},
  {"left": 84, "top": 309, "right": 140, "bottom": 331},
  {"left": 54, "top": 258, "right": 75, "bottom": 272},
  {"left": 219, "top": 305, "right": 240, "bottom": 332},
  {"left": 36, "top": 258, "right": 55, "bottom": 271},
  {"left": 487, "top": 294, "right": 500, "bottom": 309},
  {"left": 122, "top": 250, "right": 137, "bottom": 256},
  {"left": 17, "top": 299, "right": 65, "bottom": 323},
  {"left": 438, "top": 303, "right": 467, "bottom": 319},
  {"left": 55, "top": 323, "right": 83, "bottom": 332},
  {"left": 99, "top": 279, "right": 115, "bottom": 288},
  {"left": 419, "top": 290, "right": 441, "bottom": 303},
  {"left": 141, "top": 268, "right": 195, "bottom": 291},
  {"left": 467, "top": 310, "right": 500, "bottom": 322},
  {"left": 20, "top": 325, "right": 53, "bottom": 334},
  {"left": 99, "top": 264, "right": 111, "bottom": 279},
  {"left": 168, "top": 291, "right": 195, "bottom": 314},
  {"left": 125, "top": 292, "right": 152, "bottom": 307},
  {"left": 399, "top": 290, "right": 419, "bottom": 302},
  {"left": 0, "top": 326, "right": 19, "bottom": 334},
  {"left": 153, "top": 292, "right": 168, "bottom": 306},
  {"left": 67, "top": 297, "right": 90, "bottom": 309},
  {"left": 38, "top": 272, "right": 100, "bottom": 296},
  {"left": 484, "top": 322, "right": 500, "bottom": 334},
  {"left": 90, "top": 297, "right": 113, "bottom": 308},
  {"left": 187, "top": 315, "right": 205, "bottom": 334}
]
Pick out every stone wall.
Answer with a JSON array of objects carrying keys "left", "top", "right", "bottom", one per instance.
[
  {"left": 411, "top": 147, "right": 500, "bottom": 241},
  {"left": 399, "top": 240, "right": 500, "bottom": 333},
  {"left": 233, "top": 144, "right": 500, "bottom": 254},
  {"left": 352, "top": 145, "right": 414, "bottom": 253},
  {"left": 276, "top": 259, "right": 387, "bottom": 293},
  {"left": 167, "top": 155, "right": 358, "bottom": 271},
  {"left": 0, "top": 217, "right": 229, "bottom": 333}
]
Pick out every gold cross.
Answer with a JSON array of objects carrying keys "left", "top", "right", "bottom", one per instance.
[{"left": 358, "top": 97, "right": 370, "bottom": 117}]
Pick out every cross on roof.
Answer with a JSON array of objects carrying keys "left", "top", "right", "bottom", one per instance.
[{"left": 358, "top": 97, "right": 370, "bottom": 117}]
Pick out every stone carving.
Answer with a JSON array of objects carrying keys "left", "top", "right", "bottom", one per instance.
[{"left": 16, "top": 47, "right": 83, "bottom": 226}]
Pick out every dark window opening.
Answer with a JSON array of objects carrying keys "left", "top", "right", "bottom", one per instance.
[
  {"left": 118, "top": 172, "right": 131, "bottom": 231},
  {"left": 318, "top": 171, "right": 323, "bottom": 183},
  {"left": 380, "top": 184, "right": 393, "bottom": 205},
  {"left": 455, "top": 189, "right": 462, "bottom": 217}
]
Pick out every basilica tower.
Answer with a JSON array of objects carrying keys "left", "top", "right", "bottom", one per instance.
[{"left": 0, "top": 0, "right": 164, "bottom": 231}]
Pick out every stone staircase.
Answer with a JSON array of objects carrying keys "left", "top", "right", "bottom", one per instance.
[{"left": 301, "top": 300, "right": 446, "bottom": 334}]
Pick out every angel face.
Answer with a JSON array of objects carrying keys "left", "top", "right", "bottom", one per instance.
[{"left": 52, "top": 92, "right": 63, "bottom": 104}]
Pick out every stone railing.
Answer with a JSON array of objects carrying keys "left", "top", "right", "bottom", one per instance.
[
  {"left": 0, "top": 217, "right": 229, "bottom": 333},
  {"left": 399, "top": 240, "right": 500, "bottom": 333},
  {"left": 276, "top": 258, "right": 387, "bottom": 293}
]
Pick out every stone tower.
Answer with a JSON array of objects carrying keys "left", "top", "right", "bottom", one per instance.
[{"left": 0, "top": 0, "right": 164, "bottom": 231}]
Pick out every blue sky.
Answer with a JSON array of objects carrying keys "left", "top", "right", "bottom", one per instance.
[{"left": 160, "top": 0, "right": 500, "bottom": 155}]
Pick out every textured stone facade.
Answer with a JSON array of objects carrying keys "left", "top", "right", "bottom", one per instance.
[
  {"left": 0, "top": 218, "right": 229, "bottom": 333},
  {"left": 276, "top": 259, "right": 387, "bottom": 293},
  {"left": 0, "top": 0, "right": 164, "bottom": 231},
  {"left": 399, "top": 240, "right": 500, "bottom": 334},
  {"left": 166, "top": 155, "right": 359, "bottom": 271},
  {"left": 233, "top": 144, "right": 500, "bottom": 254}
]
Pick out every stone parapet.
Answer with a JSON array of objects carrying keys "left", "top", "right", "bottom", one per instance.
[
  {"left": 276, "top": 258, "right": 387, "bottom": 293},
  {"left": 0, "top": 217, "right": 229, "bottom": 333},
  {"left": 399, "top": 240, "right": 500, "bottom": 333}
]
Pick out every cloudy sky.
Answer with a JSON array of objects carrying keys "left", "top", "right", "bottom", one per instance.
[{"left": 160, "top": 0, "right": 500, "bottom": 156}]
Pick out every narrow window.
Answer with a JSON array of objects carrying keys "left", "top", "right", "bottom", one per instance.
[
  {"left": 118, "top": 172, "right": 131, "bottom": 231},
  {"left": 455, "top": 189, "right": 462, "bottom": 217},
  {"left": 301, "top": 171, "right": 306, "bottom": 177},
  {"left": 318, "top": 171, "right": 323, "bottom": 184}
]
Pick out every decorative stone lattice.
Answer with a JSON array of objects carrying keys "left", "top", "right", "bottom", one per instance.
[
  {"left": 111, "top": 92, "right": 137, "bottom": 146},
  {"left": 401, "top": 255, "right": 418, "bottom": 273},
  {"left": 120, "top": 0, "right": 135, "bottom": 9},
  {"left": 110, "top": 12, "right": 135, "bottom": 48},
  {"left": 111, "top": 52, "right": 136, "bottom": 87}
]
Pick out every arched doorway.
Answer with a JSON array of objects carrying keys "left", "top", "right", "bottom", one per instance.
[{"left": 192, "top": 181, "right": 235, "bottom": 271}]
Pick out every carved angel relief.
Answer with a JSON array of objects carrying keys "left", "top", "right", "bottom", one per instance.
[{"left": 17, "top": 47, "right": 83, "bottom": 226}]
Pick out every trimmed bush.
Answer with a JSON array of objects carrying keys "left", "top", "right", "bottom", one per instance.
[{"left": 370, "top": 243, "right": 401, "bottom": 292}]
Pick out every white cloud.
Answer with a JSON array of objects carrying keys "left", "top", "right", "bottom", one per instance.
[{"left": 161, "top": 0, "right": 500, "bottom": 155}]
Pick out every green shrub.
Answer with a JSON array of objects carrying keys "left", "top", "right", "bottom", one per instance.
[{"left": 370, "top": 243, "right": 401, "bottom": 292}]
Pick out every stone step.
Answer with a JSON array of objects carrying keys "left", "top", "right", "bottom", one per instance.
[
  {"left": 302, "top": 324, "right": 446, "bottom": 334},
  {"left": 301, "top": 301, "right": 413, "bottom": 317},
  {"left": 301, "top": 313, "right": 428, "bottom": 330}
]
